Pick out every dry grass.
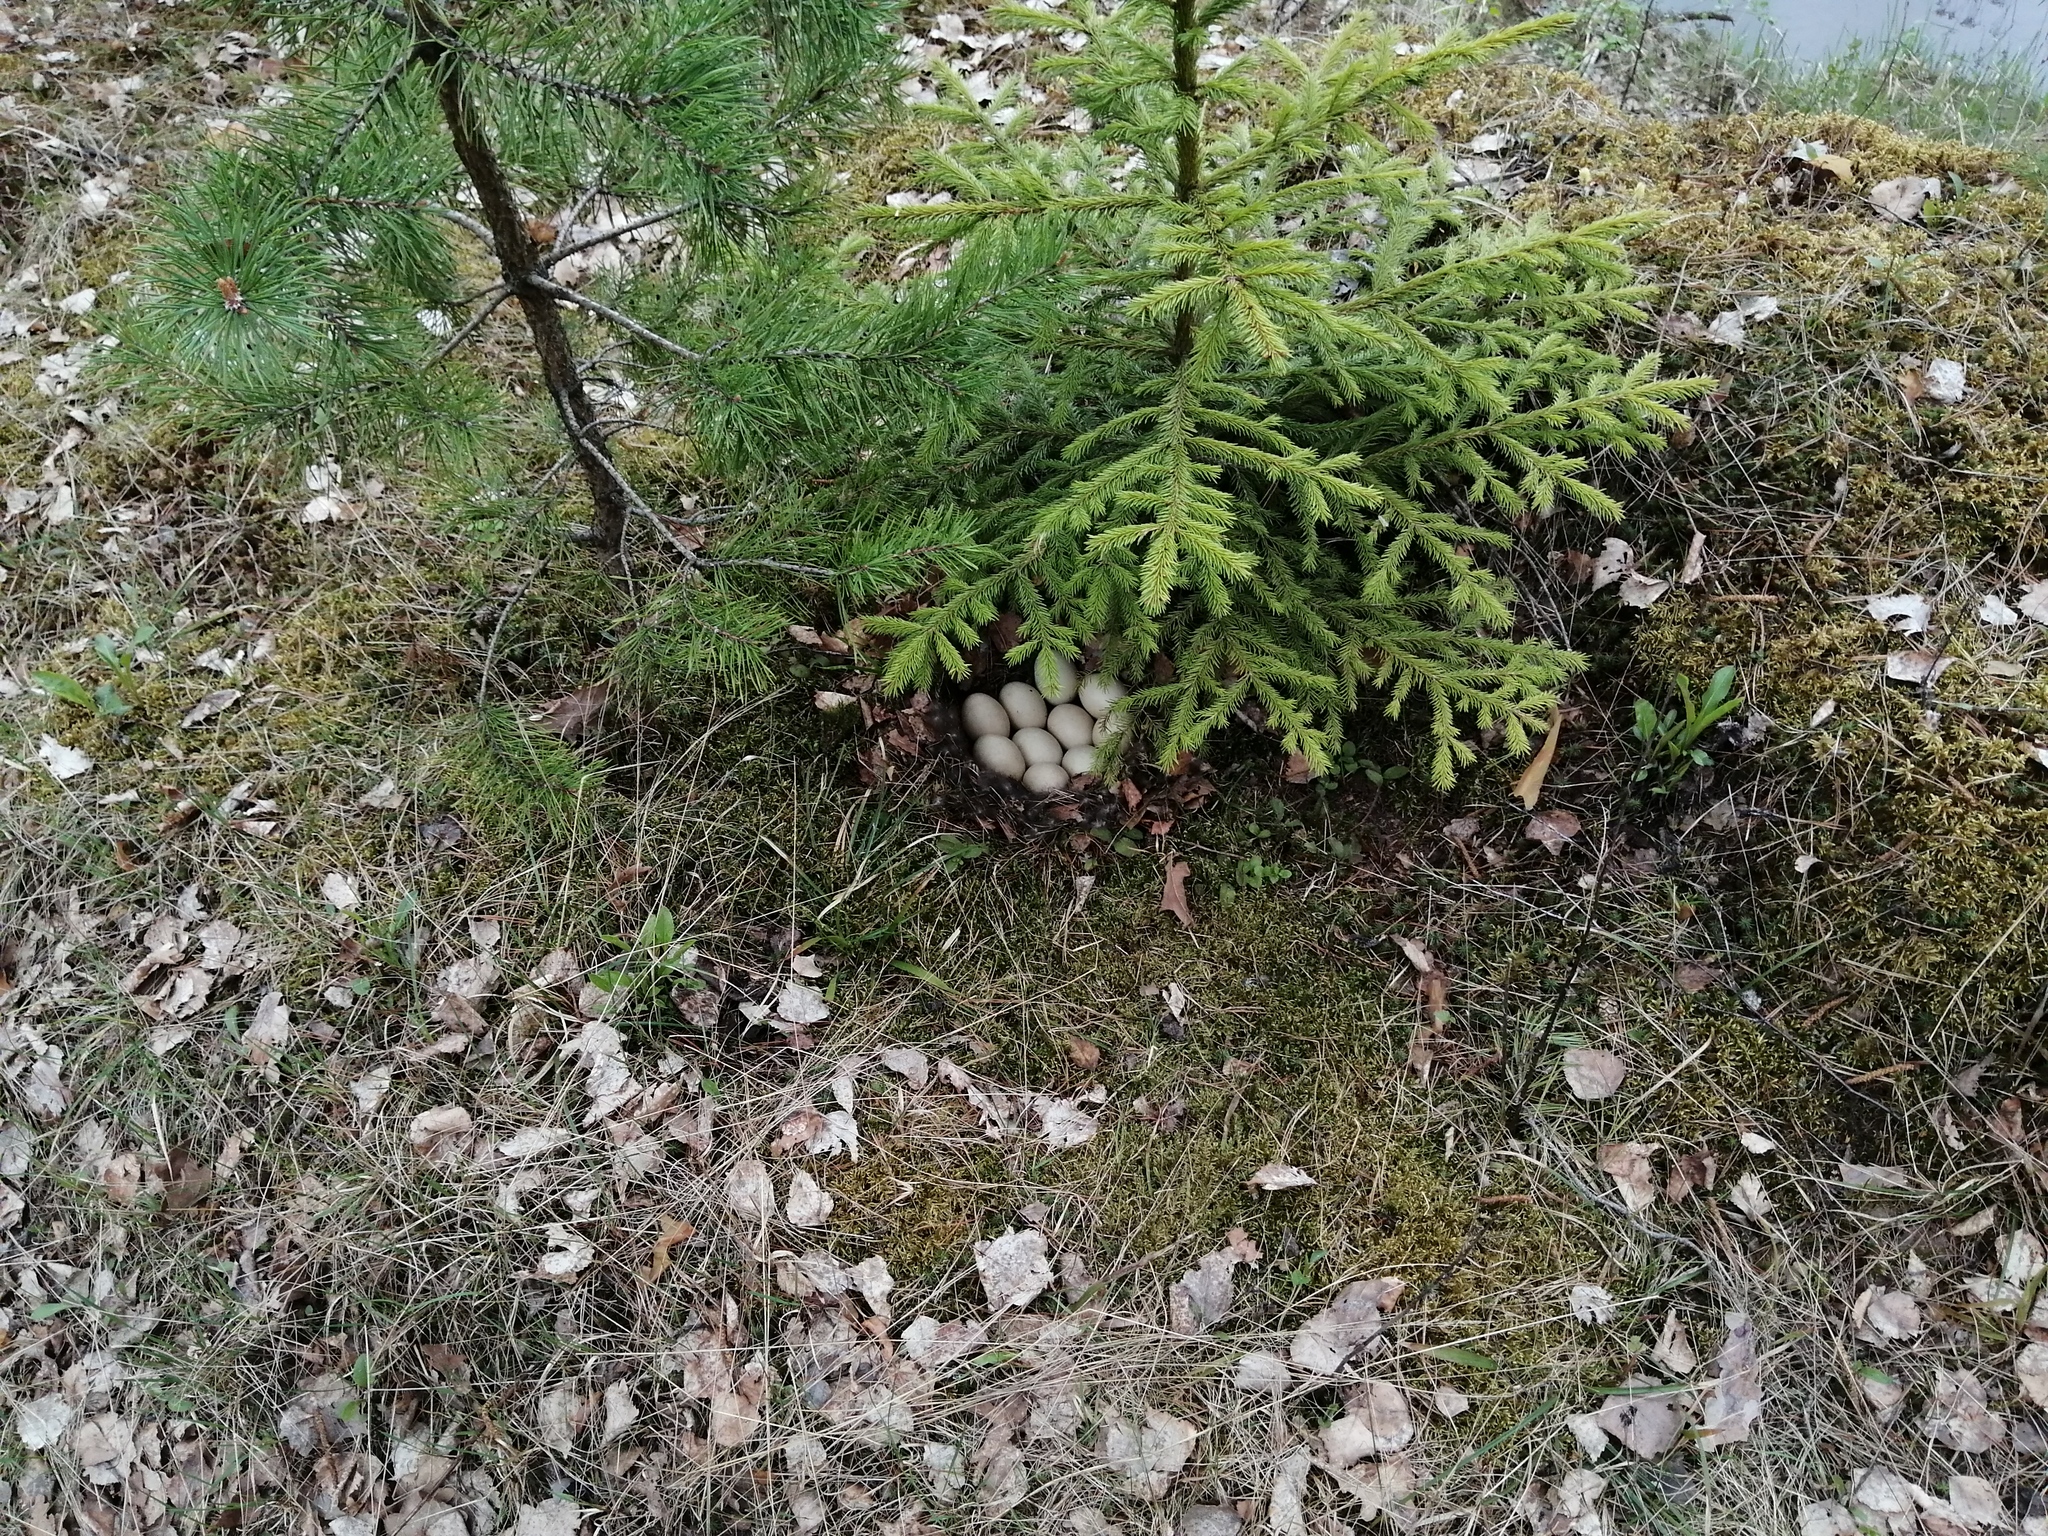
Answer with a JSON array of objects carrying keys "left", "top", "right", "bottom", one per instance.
[{"left": 2, "top": 3, "right": 2047, "bottom": 1534}]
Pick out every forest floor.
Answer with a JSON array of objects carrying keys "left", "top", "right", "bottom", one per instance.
[{"left": 3, "top": 3, "right": 2048, "bottom": 1535}]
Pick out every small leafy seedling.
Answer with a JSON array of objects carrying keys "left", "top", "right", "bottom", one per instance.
[{"left": 1630, "top": 665, "right": 1744, "bottom": 794}]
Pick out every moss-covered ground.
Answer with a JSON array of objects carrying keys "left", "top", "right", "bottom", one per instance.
[{"left": 1, "top": 7, "right": 2045, "bottom": 1534}]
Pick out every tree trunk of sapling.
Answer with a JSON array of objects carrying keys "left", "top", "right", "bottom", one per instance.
[{"left": 406, "top": 0, "right": 633, "bottom": 559}]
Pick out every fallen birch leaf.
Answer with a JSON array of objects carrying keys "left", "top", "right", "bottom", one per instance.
[
  {"left": 1231, "top": 1352, "right": 1291, "bottom": 1393},
  {"left": 724, "top": 1159, "right": 775, "bottom": 1222},
  {"left": 1697, "top": 1311, "right": 1761, "bottom": 1451},
  {"left": 974, "top": 1227, "right": 1053, "bottom": 1309},
  {"left": 1562, "top": 1047, "right": 1625, "bottom": 1100},
  {"left": 243, "top": 990, "right": 291, "bottom": 1067},
  {"left": 1798, "top": 1501, "right": 1857, "bottom": 1536},
  {"left": 1885, "top": 650, "right": 1946, "bottom": 686},
  {"left": 1598, "top": 1142, "right": 1659, "bottom": 1213},
  {"left": 1248, "top": 1162, "right": 1314, "bottom": 1192},
  {"left": 1569, "top": 1284, "right": 1617, "bottom": 1326},
  {"left": 1925, "top": 357, "right": 1967, "bottom": 404},
  {"left": 319, "top": 871, "right": 360, "bottom": 910},
  {"left": 1103, "top": 1408, "right": 1195, "bottom": 1501},
  {"left": 785, "top": 1168, "right": 834, "bottom": 1228},
  {"left": 1925, "top": 1368, "right": 2006, "bottom": 1453},
  {"left": 2018, "top": 1341, "right": 2048, "bottom": 1408},
  {"left": 1850, "top": 1287, "right": 1922, "bottom": 1344},
  {"left": 1619, "top": 571, "right": 1670, "bottom": 608},
  {"left": 179, "top": 688, "right": 242, "bottom": 728},
  {"left": 1524, "top": 808, "right": 1581, "bottom": 854},
  {"left": 1727, "top": 1170, "right": 1774, "bottom": 1220},
  {"left": 1589, "top": 537, "right": 1633, "bottom": 590},
  {"left": 1169, "top": 1247, "right": 1242, "bottom": 1334},
  {"left": 1838, "top": 1162, "right": 1911, "bottom": 1190},
  {"left": 350, "top": 1066, "right": 392, "bottom": 1117},
  {"left": 775, "top": 981, "right": 830, "bottom": 1027},
  {"left": 1289, "top": 1277, "right": 1404, "bottom": 1373},
  {"left": 1869, "top": 175, "right": 1939, "bottom": 222},
  {"left": 1031, "top": 1093, "right": 1101, "bottom": 1149},
  {"left": 1980, "top": 593, "right": 2019, "bottom": 626},
  {"left": 1680, "top": 532, "right": 1707, "bottom": 584},
  {"left": 529, "top": 1224, "right": 595, "bottom": 1283},
  {"left": 1863, "top": 594, "right": 1931, "bottom": 635},
  {"left": 1267, "top": 1445, "right": 1312, "bottom": 1536},
  {"left": 1848, "top": 1467, "right": 1922, "bottom": 1536},
  {"left": 35, "top": 736, "right": 92, "bottom": 780},
  {"left": 877, "top": 1045, "right": 930, "bottom": 1089},
  {"left": 1651, "top": 1310, "right": 1697, "bottom": 1375},
  {"left": 1594, "top": 1375, "right": 1689, "bottom": 1459},
  {"left": 407, "top": 1105, "right": 472, "bottom": 1163},
  {"left": 1321, "top": 1380, "right": 1414, "bottom": 1467},
  {"left": 1512, "top": 708, "right": 1563, "bottom": 809},
  {"left": 2019, "top": 579, "right": 2048, "bottom": 624}
]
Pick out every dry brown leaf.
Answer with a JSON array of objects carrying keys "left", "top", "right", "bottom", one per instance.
[
  {"left": 1512, "top": 708, "right": 1563, "bottom": 810},
  {"left": 1103, "top": 1408, "right": 1196, "bottom": 1501},
  {"left": 1159, "top": 859, "right": 1194, "bottom": 929},
  {"left": 1697, "top": 1311, "right": 1761, "bottom": 1451},
  {"left": 785, "top": 1168, "right": 834, "bottom": 1228},
  {"left": 1651, "top": 1310, "right": 1697, "bottom": 1375},
  {"left": 2016, "top": 1341, "right": 2048, "bottom": 1408},
  {"left": 1247, "top": 1162, "right": 1315, "bottom": 1192},
  {"left": 1594, "top": 1375, "right": 1689, "bottom": 1459},
  {"left": 536, "top": 682, "right": 608, "bottom": 741},
  {"left": 1562, "top": 1047, "right": 1626, "bottom": 1100},
  {"left": 1925, "top": 1368, "right": 2006, "bottom": 1453},
  {"left": 1598, "top": 1142, "right": 1659, "bottom": 1213},
  {"left": 1168, "top": 1247, "right": 1244, "bottom": 1334},
  {"left": 637, "top": 1217, "right": 695, "bottom": 1283},
  {"left": 1289, "top": 1277, "right": 1404, "bottom": 1374},
  {"left": 1672, "top": 962, "right": 1720, "bottom": 994},
  {"left": 1850, "top": 1287, "right": 1923, "bottom": 1344},
  {"left": 974, "top": 1227, "right": 1053, "bottom": 1309},
  {"left": 1665, "top": 1151, "right": 1716, "bottom": 1202},
  {"left": 1524, "top": 808, "right": 1582, "bottom": 854}
]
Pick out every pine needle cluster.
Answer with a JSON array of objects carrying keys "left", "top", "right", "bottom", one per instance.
[{"left": 859, "top": 8, "right": 1716, "bottom": 784}]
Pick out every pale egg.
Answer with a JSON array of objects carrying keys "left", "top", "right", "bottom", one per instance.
[
  {"left": 1036, "top": 655, "right": 1080, "bottom": 705},
  {"left": 1077, "top": 673, "right": 1127, "bottom": 719},
  {"left": 972, "top": 733, "right": 1026, "bottom": 779},
  {"left": 1013, "top": 727, "right": 1063, "bottom": 766},
  {"left": 1021, "top": 761, "right": 1069, "bottom": 794},
  {"left": 1062, "top": 744, "right": 1096, "bottom": 776},
  {"left": 1046, "top": 703, "right": 1094, "bottom": 749},
  {"left": 962, "top": 692, "right": 1011, "bottom": 739},
  {"left": 998, "top": 681, "right": 1049, "bottom": 731}
]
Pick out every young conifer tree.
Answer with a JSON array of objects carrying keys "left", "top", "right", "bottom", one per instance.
[
  {"left": 859, "top": 9, "right": 1716, "bottom": 785},
  {"left": 110, "top": 0, "right": 991, "bottom": 626}
]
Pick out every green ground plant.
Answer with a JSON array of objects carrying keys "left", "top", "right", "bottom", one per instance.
[
  {"left": 1629, "top": 662, "right": 1743, "bottom": 795},
  {"left": 860, "top": 8, "right": 1715, "bottom": 784}
]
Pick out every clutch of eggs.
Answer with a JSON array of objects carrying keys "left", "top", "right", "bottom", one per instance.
[{"left": 964, "top": 659, "right": 1127, "bottom": 793}]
